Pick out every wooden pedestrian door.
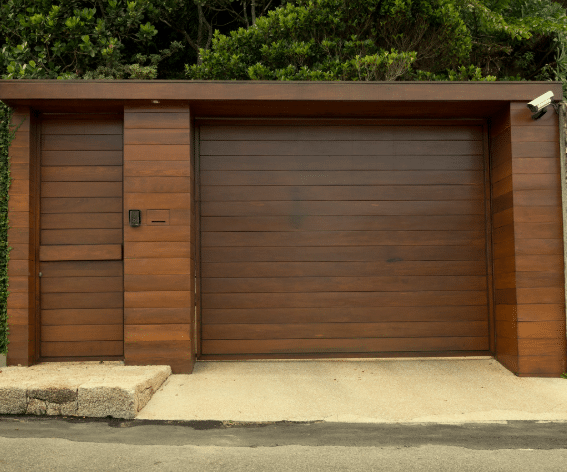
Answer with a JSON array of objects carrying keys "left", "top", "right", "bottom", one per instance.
[
  {"left": 39, "top": 114, "right": 124, "bottom": 359},
  {"left": 199, "top": 120, "right": 491, "bottom": 358}
]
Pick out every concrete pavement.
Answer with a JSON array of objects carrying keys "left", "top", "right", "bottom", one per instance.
[
  {"left": 1, "top": 357, "right": 566, "bottom": 422},
  {"left": 137, "top": 357, "right": 567, "bottom": 423}
]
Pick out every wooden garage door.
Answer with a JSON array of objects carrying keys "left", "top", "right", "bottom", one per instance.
[
  {"left": 39, "top": 114, "right": 123, "bottom": 359},
  {"left": 199, "top": 121, "right": 490, "bottom": 358}
]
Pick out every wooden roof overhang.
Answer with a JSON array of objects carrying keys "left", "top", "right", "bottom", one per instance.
[{"left": 0, "top": 80, "right": 563, "bottom": 119}]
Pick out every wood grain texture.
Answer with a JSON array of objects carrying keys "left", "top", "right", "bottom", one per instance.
[
  {"left": 199, "top": 122, "right": 489, "bottom": 357},
  {"left": 38, "top": 113, "right": 124, "bottom": 359}
]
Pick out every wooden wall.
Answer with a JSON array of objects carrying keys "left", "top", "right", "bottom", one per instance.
[
  {"left": 6, "top": 107, "right": 37, "bottom": 366},
  {"left": 123, "top": 105, "right": 195, "bottom": 373},
  {"left": 491, "top": 103, "right": 567, "bottom": 377}
]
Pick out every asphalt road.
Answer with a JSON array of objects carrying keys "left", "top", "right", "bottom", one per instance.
[{"left": 1, "top": 417, "right": 567, "bottom": 471}]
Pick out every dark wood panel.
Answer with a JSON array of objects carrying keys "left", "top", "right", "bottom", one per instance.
[
  {"left": 515, "top": 222, "right": 562, "bottom": 239},
  {"left": 124, "top": 242, "right": 192, "bottom": 259},
  {"left": 513, "top": 174, "right": 560, "bottom": 191},
  {"left": 511, "top": 141, "right": 558, "bottom": 158},
  {"left": 124, "top": 112, "right": 189, "bottom": 129},
  {"left": 512, "top": 158, "right": 559, "bottom": 174},
  {"left": 517, "top": 356, "right": 566, "bottom": 376},
  {"left": 124, "top": 161, "right": 191, "bottom": 177},
  {"left": 41, "top": 229, "right": 122, "bottom": 245},
  {"left": 42, "top": 182, "right": 122, "bottom": 198},
  {"left": 42, "top": 309, "right": 123, "bottom": 325},
  {"left": 201, "top": 337, "right": 489, "bottom": 354},
  {"left": 201, "top": 201, "right": 485, "bottom": 217},
  {"left": 41, "top": 341, "right": 123, "bottom": 357},
  {"left": 42, "top": 325, "right": 123, "bottom": 342},
  {"left": 124, "top": 226, "right": 191, "bottom": 242},
  {"left": 514, "top": 190, "right": 561, "bottom": 207},
  {"left": 201, "top": 140, "right": 483, "bottom": 156},
  {"left": 203, "top": 305, "right": 488, "bottom": 324},
  {"left": 202, "top": 291, "right": 488, "bottom": 309},
  {"left": 201, "top": 185, "right": 483, "bottom": 202},
  {"left": 41, "top": 117, "right": 122, "bottom": 135},
  {"left": 124, "top": 128, "right": 189, "bottom": 145},
  {"left": 42, "top": 134, "right": 123, "bottom": 151},
  {"left": 41, "top": 213, "right": 122, "bottom": 229},
  {"left": 123, "top": 340, "right": 192, "bottom": 374},
  {"left": 124, "top": 274, "right": 192, "bottom": 292},
  {"left": 40, "top": 260, "right": 123, "bottom": 278},
  {"left": 201, "top": 155, "right": 483, "bottom": 171},
  {"left": 41, "top": 197, "right": 122, "bottom": 213},
  {"left": 201, "top": 215, "right": 485, "bottom": 232},
  {"left": 515, "top": 255, "right": 564, "bottom": 272},
  {"left": 124, "top": 177, "right": 191, "bottom": 193},
  {"left": 517, "top": 320, "right": 566, "bottom": 339},
  {"left": 200, "top": 125, "right": 482, "bottom": 141},
  {"left": 123, "top": 193, "right": 191, "bottom": 210},
  {"left": 124, "top": 308, "right": 191, "bottom": 325},
  {"left": 41, "top": 151, "right": 123, "bottom": 166},
  {"left": 203, "top": 321, "right": 488, "bottom": 340},
  {"left": 40, "top": 244, "right": 122, "bottom": 261},
  {"left": 124, "top": 258, "right": 192, "bottom": 275},
  {"left": 41, "top": 292, "right": 124, "bottom": 309},
  {"left": 203, "top": 276, "right": 487, "bottom": 293},
  {"left": 124, "top": 144, "right": 189, "bottom": 161},
  {"left": 41, "top": 276, "right": 123, "bottom": 293},
  {"left": 513, "top": 206, "right": 562, "bottom": 223},
  {"left": 125, "top": 324, "right": 190, "bottom": 342},
  {"left": 41, "top": 166, "right": 122, "bottom": 182},
  {"left": 202, "top": 230, "right": 485, "bottom": 247},
  {"left": 124, "top": 291, "right": 193, "bottom": 308},
  {"left": 201, "top": 245, "right": 486, "bottom": 262},
  {"left": 515, "top": 239, "right": 563, "bottom": 255},
  {"left": 202, "top": 261, "right": 487, "bottom": 278},
  {"left": 201, "top": 170, "right": 482, "bottom": 186}
]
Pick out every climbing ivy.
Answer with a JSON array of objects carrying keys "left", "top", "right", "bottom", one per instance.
[{"left": 0, "top": 102, "right": 15, "bottom": 355}]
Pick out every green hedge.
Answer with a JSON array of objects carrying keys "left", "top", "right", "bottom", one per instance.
[{"left": 0, "top": 101, "right": 14, "bottom": 355}]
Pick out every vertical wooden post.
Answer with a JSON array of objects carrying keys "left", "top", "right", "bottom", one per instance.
[
  {"left": 6, "top": 106, "right": 37, "bottom": 366},
  {"left": 491, "top": 102, "right": 567, "bottom": 377},
  {"left": 123, "top": 103, "right": 195, "bottom": 374}
]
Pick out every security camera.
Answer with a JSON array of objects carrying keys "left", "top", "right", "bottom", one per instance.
[{"left": 527, "top": 91, "right": 554, "bottom": 113}]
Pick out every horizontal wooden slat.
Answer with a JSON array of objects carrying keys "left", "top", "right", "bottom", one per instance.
[
  {"left": 203, "top": 305, "right": 488, "bottom": 324},
  {"left": 124, "top": 242, "right": 191, "bottom": 259},
  {"left": 202, "top": 230, "right": 484, "bottom": 247},
  {"left": 124, "top": 144, "right": 189, "bottom": 161},
  {"left": 123, "top": 193, "right": 191, "bottom": 210},
  {"left": 201, "top": 140, "right": 483, "bottom": 156},
  {"left": 40, "top": 244, "right": 122, "bottom": 261},
  {"left": 124, "top": 226, "right": 191, "bottom": 242},
  {"left": 201, "top": 170, "right": 482, "bottom": 186},
  {"left": 41, "top": 292, "right": 124, "bottom": 309},
  {"left": 202, "top": 245, "right": 485, "bottom": 262},
  {"left": 42, "top": 198, "right": 122, "bottom": 213},
  {"left": 124, "top": 291, "right": 193, "bottom": 308},
  {"left": 201, "top": 185, "right": 483, "bottom": 202},
  {"left": 202, "top": 155, "right": 483, "bottom": 171},
  {"left": 203, "top": 321, "right": 488, "bottom": 340},
  {"left": 41, "top": 166, "right": 122, "bottom": 182},
  {"left": 42, "top": 325, "right": 123, "bottom": 342},
  {"left": 41, "top": 341, "right": 123, "bottom": 357},
  {"left": 124, "top": 258, "right": 192, "bottom": 275},
  {"left": 41, "top": 117, "right": 122, "bottom": 135},
  {"left": 42, "top": 182, "right": 122, "bottom": 198},
  {"left": 42, "top": 134, "right": 123, "bottom": 151},
  {"left": 125, "top": 324, "right": 190, "bottom": 342},
  {"left": 41, "top": 229, "right": 122, "bottom": 245},
  {"left": 201, "top": 337, "right": 489, "bottom": 354},
  {"left": 42, "top": 309, "right": 123, "bottom": 326},
  {"left": 202, "top": 291, "right": 488, "bottom": 309},
  {"left": 124, "top": 112, "right": 189, "bottom": 129},
  {"left": 201, "top": 201, "right": 485, "bottom": 217},
  {"left": 202, "top": 261, "right": 486, "bottom": 278},
  {"left": 124, "top": 128, "right": 189, "bottom": 145},
  {"left": 202, "top": 275, "right": 487, "bottom": 293},
  {"left": 41, "top": 213, "right": 122, "bottom": 229},
  {"left": 124, "top": 274, "right": 192, "bottom": 291},
  {"left": 41, "top": 276, "right": 123, "bottom": 293},
  {"left": 201, "top": 215, "right": 484, "bottom": 232},
  {"left": 42, "top": 150, "right": 123, "bottom": 166},
  {"left": 124, "top": 161, "right": 191, "bottom": 177},
  {"left": 124, "top": 176, "right": 191, "bottom": 193},
  {"left": 200, "top": 125, "right": 482, "bottom": 141},
  {"left": 124, "top": 308, "right": 191, "bottom": 325}
]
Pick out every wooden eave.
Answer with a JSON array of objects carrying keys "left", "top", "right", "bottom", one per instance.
[{"left": 0, "top": 80, "right": 563, "bottom": 118}]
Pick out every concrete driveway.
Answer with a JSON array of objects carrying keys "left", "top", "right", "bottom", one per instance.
[{"left": 137, "top": 357, "right": 567, "bottom": 423}]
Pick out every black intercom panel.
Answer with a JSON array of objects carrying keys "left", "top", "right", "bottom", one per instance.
[{"left": 129, "top": 209, "right": 141, "bottom": 227}]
